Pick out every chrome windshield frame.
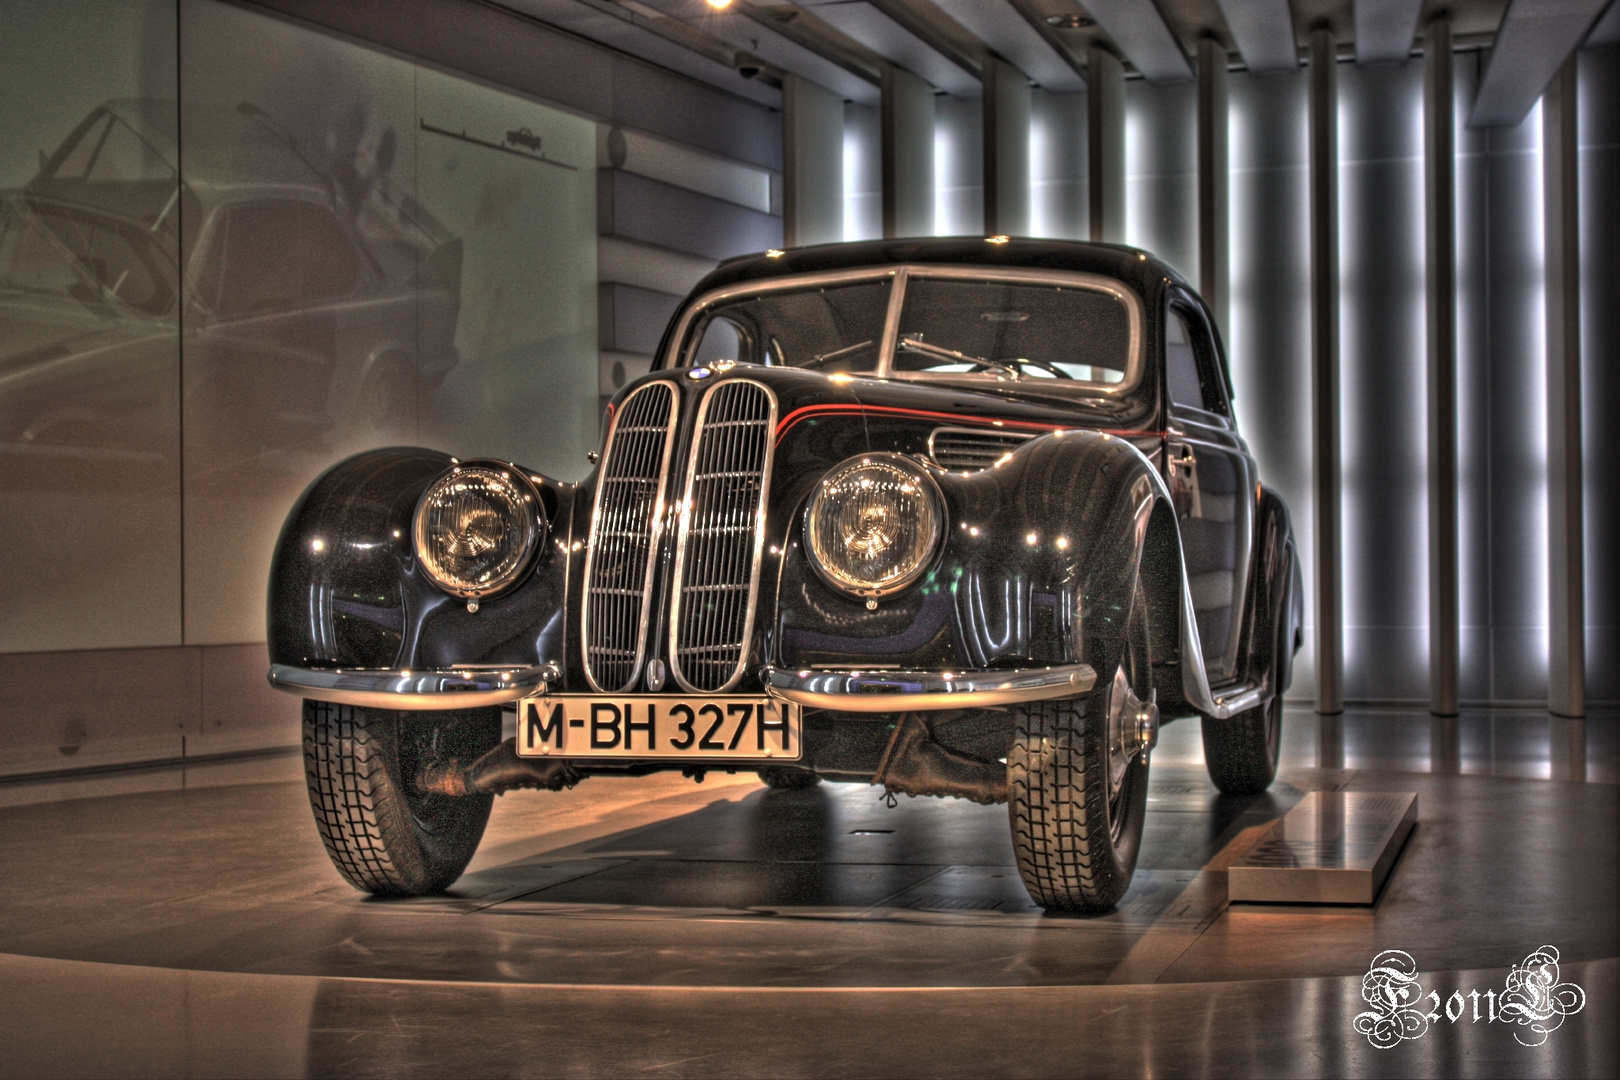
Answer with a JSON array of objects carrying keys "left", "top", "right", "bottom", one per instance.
[{"left": 662, "top": 263, "right": 1144, "bottom": 397}]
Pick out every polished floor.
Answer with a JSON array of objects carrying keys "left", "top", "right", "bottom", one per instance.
[{"left": 0, "top": 707, "right": 1614, "bottom": 1078}]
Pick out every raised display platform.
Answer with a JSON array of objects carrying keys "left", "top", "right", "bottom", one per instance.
[{"left": 1229, "top": 790, "right": 1418, "bottom": 904}]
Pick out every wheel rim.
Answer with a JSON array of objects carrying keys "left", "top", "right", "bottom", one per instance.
[
  {"left": 1104, "top": 581, "right": 1157, "bottom": 844},
  {"left": 1105, "top": 663, "right": 1156, "bottom": 843}
]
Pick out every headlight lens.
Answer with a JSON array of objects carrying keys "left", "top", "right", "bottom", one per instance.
[
  {"left": 413, "top": 464, "right": 543, "bottom": 598},
  {"left": 805, "top": 455, "right": 944, "bottom": 597}
]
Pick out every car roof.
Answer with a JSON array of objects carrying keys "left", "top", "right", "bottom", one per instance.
[{"left": 692, "top": 237, "right": 1188, "bottom": 305}]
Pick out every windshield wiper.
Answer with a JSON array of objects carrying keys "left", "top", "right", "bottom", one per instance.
[
  {"left": 807, "top": 339, "right": 874, "bottom": 368},
  {"left": 898, "top": 336, "right": 1020, "bottom": 378}
]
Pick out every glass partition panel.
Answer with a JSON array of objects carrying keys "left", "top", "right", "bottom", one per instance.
[{"left": 0, "top": 2, "right": 181, "bottom": 653}]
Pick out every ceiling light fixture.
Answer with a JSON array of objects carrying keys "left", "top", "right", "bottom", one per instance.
[{"left": 1045, "top": 14, "right": 1095, "bottom": 29}]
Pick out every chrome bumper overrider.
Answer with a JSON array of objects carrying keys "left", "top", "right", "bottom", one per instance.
[
  {"left": 761, "top": 663, "right": 1097, "bottom": 711},
  {"left": 268, "top": 664, "right": 554, "bottom": 710}
]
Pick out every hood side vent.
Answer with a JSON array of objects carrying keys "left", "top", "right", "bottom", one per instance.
[{"left": 928, "top": 426, "right": 1038, "bottom": 471}]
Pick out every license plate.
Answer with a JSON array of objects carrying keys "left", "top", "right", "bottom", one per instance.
[{"left": 516, "top": 694, "right": 801, "bottom": 761}]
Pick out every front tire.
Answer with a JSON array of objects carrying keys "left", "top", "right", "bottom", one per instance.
[
  {"left": 303, "top": 700, "right": 501, "bottom": 896},
  {"left": 1201, "top": 694, "right": 1282, "bottom": 796},
  {"left": 1008, "top": 583, "right": 1154, "bottom": 913}
]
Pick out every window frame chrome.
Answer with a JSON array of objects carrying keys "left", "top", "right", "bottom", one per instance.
[{"left": 663, "top": 263, "right": 1145, "bottom": 397}]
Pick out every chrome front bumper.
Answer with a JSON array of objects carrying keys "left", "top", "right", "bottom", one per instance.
[
  {"left": 268, "top": 664, "right": 554, "bottom": 710},
  {"left": 760, "top": 663, "right": 1097, "bottom": 711},
  {"left": 270, "top": 661, "right": 1096, "bottom": 712}
]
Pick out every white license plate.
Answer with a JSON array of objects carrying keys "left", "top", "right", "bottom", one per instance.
[{"left": 516, "top": 694, "right": 801, "bottom": 761}]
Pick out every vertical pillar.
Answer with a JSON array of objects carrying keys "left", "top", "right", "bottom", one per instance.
[
  {"left": 1544, "top": 56, "right": 1585, "bottom": 718},
  {"left": 982, "top": 56, "right": 1030, "bottom": 236},
  {"left": 782, "top": 74, "right": 844, "bottom": 247},
  {"left": 1087, "top": 45, "right": 1125, "bottom": 243},
  {"left": 1309, "top": 26, "right": 1343, "bottom": 716},
  {"left": 882, "top": 64, "right": 936, "bottom": 238},
  {"left": 1425, "top": 17, "right": 1459, "bottom": 717},
  {"left": 1196, "top": 36, "right": 1229, "bottom": 335}
]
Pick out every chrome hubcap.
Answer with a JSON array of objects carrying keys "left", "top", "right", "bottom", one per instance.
[{"left": 1106, "top": 664, "right": 1159, "bottom": 797}]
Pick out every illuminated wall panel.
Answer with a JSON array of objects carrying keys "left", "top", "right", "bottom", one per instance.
[
  {"left": 1124, "top": 78, "right": 1197, "bottom": 283},
  {"left": 934, "top": 94, "right": 982, "bottom": 237},
  {"left": 1337, "top": 61, "right": 1428, "bottom": 702},
  {"left": 1227, "top": 69, "right": 1315, "bottom": 701},
  {"left": 1029, "top": 89, "right": 1086, "bottom": 240},
  {"left": 1578, "top": 47, "right": 1617, "bottom": 704},
  {"left": 843, "top": 102, "right": 881, "bottom": 241}
]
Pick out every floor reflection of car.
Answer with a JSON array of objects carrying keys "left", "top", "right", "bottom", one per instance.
[{"left": 0, "top": 98, "right": 462, "bottom": 475}]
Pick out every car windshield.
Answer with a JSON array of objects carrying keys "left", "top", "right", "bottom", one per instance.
[
  {"left": 893, "top": 277, "right": 1131, "bottom": 387},
  {"left": 0, "top": 200, "right": 175, "bottom": 316},
  {"left": 686, "top": 278, "right": 892, "bottom": 373}
]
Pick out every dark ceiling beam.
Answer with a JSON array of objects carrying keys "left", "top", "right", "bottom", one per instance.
[
  {"left": 1078, "top": 0, "right": 1193, "bottom": 82},
  {"left": 1354, "top": 0, "right": 1422, "bottom": 64},
  {"left": 1213, "top": 0, "right": 1298, "bottom": 73},
  {"left": 1470, "top": 0, "right": 1612, "bottom": 127}
]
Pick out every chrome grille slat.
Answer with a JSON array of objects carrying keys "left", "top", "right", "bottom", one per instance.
[
  {"left": 582, "top": 382, "right": 678, "bottom": 692},
  {"left": 669, "top": 380, "right": 776, "bottom": 693}
]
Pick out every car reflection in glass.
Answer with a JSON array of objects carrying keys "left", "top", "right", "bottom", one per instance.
[{"left": 0, "top": 98, "right": 462, "bottom": 484}]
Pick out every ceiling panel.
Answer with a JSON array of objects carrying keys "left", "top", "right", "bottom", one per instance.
[
  {"left": 799, "top": 0, "right": 983, "bottom": 93},
  {"left": 1082, "top": 0, "right": 1193, "bottom": 82},
  {"left": 1213, "top": 0, "right": 1299, "bottom": 72},
  {"left": 496, "top": 0, "right": 783, "bottom": 105},
  {"left": 1470, "top": 0, "right": 1611, "bottom": 126},
  {"left": 1354, "top": 0, "right": 1422, "bottom": 63},
  {"left": 638, "top": 0, "right": 883, "bottom": 101},
  {"left": 930, "top": 0, "right": 1087, "bottom": 89}
]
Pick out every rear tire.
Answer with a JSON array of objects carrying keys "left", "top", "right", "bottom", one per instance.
[
  {"left": 303, "top": 700, "right": 500, "bottom": 896},
  {"left": 1008, "top": 580, "right": 1153, "bottom": 913},
  {"left": 1201, "top": 694, "right": 1282, "bottom": 796}
]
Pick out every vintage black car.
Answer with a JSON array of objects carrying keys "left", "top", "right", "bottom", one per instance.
[{"left": 268, "top": 238, "right": 1303, "bottom": 912}]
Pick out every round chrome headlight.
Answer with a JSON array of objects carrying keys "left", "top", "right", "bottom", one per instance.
[
  {"left": 413, "top": 464, "right": 543, "bottom": 599},
  {"left": 805, "top": 455, "right": 944, "bottom": 597}
]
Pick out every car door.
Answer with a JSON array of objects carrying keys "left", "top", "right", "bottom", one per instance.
[{"left": 1163, "top": 293, "right": 1253, "bottom": 686}]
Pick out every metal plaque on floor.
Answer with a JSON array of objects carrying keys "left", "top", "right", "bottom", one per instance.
[{"left": 1229, "top": 791, "right": 1418, "bottom": 905}]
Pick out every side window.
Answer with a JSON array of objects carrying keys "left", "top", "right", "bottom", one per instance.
[
  {"left": 1166, "top": 303, "right": 1229, "bottom": 417},
  {"left": 209, "top": 201, "right": 360, "bottom": 317},
  {"left": 1166, "top": 309, "right": 1204, "bottom": 409}
]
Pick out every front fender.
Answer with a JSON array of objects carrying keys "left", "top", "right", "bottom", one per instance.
[
  {"left": 773, "top": 431, "right": 1170, "bottom": 677},
  {"left": 267, "top": 446, "right": 574, "bottom": 673}
]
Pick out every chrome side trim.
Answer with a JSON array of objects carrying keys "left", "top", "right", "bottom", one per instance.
[
  {"left": 581, "top": 381, "right": 679, "bottom": 693},
  {"left": 668, "top": 378, "right": 777, "bottom": 693},
  {"left": 763, "top": 663, "right": 1097, "bottom": 712},
  {"left": 1174, "top": 525, "right": 1264, "bottom": 720},
  {"left": 269, "top": 664, "right": 553, "bottom": 710}
]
